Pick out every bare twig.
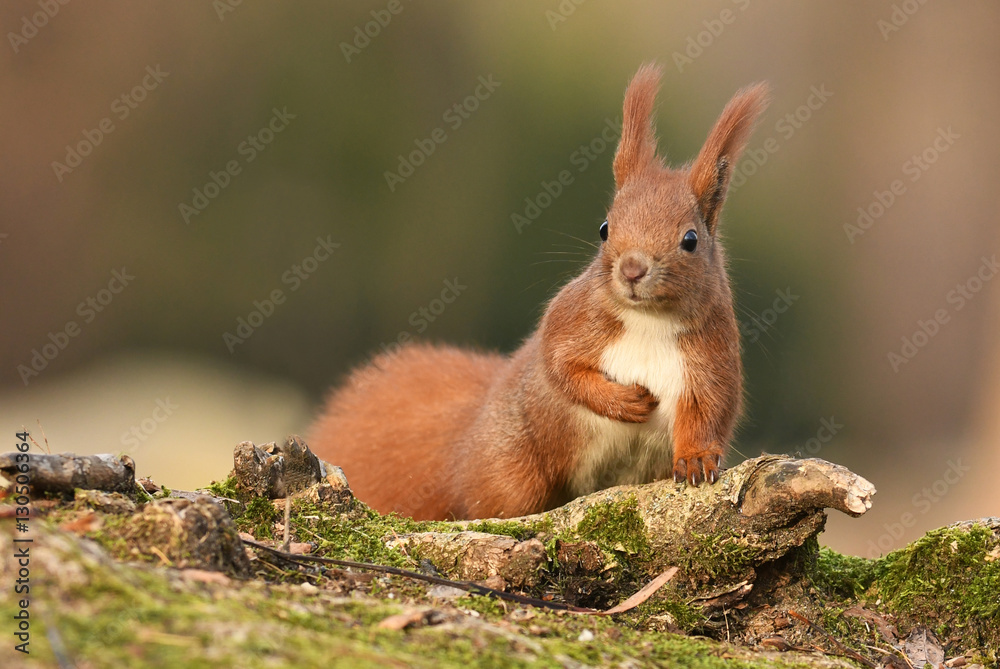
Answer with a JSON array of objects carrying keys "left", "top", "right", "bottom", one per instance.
[
  {"left": 281, "top": 497, "right": 291, "bottom": 553},
  {"left": 27, "top": 421, "right": 52, "bottom": 455},
  {"left": 788, "top": 610, "right": 877, "bottom": 668}
]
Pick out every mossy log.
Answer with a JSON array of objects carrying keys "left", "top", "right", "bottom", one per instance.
[{"left": 391, "top": 456, "right": 876, "bottom": 598}]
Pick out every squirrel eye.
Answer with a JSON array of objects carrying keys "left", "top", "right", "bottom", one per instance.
[
  {"left": 599, "top": 221, "right": 608, "bottom": 242},
  {"left": 680, "top": 229, "right": 698, "bottom": 253}
]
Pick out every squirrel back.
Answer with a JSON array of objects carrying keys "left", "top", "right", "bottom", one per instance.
[{"left": 309, "top": 64, "right": 770, "bottom": 520}]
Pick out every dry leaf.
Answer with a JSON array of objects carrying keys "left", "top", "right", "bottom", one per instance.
[
  {"left": 843, "top": 605, "right": 898, "bottom": 644},
  {"left": 60, "top": 511, "right": 101, "bottom": 534},
  {"left": 901, "top": 626, "right": 945, "bottom": 668},
  {"left": 378, "top": 609, "right": 429, "bottom": 631},
  {"left": 761, "top": 636, "right": 791, "bottom": 651},
  {"left": 575, "top": 566, "right": 679, "bottom": 616},
  {"left": 180, "top": 569, "right": 231, "bottom": 585}
]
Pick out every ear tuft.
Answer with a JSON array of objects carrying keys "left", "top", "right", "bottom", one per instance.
[
  {"left": 613, "top": 63, "right": 664, "bottom": 189},
  {"left": 689, "top": 82, "right": 770, "bottom": 233}
]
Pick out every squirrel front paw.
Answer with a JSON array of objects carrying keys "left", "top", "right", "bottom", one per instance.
[
  {"left": 607, "top": 383, "right": 659, "bottom": 423},
  {"left": 673, "top": 449, "right": 723, "bottom": 486}
]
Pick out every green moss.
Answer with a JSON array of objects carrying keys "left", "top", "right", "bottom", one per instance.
[
  {"left": 796, "top": 523, "right": 999, "bottom": 663},
  {"left": 85, "top": 513, "right": 140, "bottom": 562},
  {"left": 807, "top": 545, "right": 876, "bottom": 600},
  {"left": 817, "top": 604, "right": 877, "bottom": 648},
  {"left": 133, "top": 484, "right": 156, "bottom": 504},
  {"left": 681, "top": 531, "right": 761, "bottom": 583},
  {"left": 207, "top": 475, "right": 244, "bottom": 501},
  {"left": 9, "top": 530, "right": 812, "bottom": 669},
  {"left": 239, "top": 497, "right": 281, "bottom": 539},
  {"left": 452, "top": 594, "right": 509, "bottom": 617},
  {"left": 287, "top": 499, "right": 446, "bottom": 568},
  {"left": 7, "top": 503, "right": 851, "bottom": 669},
  {"left": 433, "top": 599, "right": 808, "bottom": 668},
  {"left": 465, "top": 518, "right": 551, "bottom": 541},
  {"left": 868, "top": 524, "right": 1000, "bottom": 653},
  {"left": 631, "top": 596, "right": 706, "bottom": 632},
  {"left": 574, "top": 496, "right": 650, "bottom": 558}
]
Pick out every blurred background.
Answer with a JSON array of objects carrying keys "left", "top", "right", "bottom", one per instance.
[{"left": 2, "top": 1, "right": 997, "bottom": 557}]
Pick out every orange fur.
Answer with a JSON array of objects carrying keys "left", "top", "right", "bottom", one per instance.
[{"left": 308, "top": 64, "right": 770, "bottom": 519}]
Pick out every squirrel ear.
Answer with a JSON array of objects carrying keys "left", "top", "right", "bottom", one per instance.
[
  {"left": 689, "top": 82, "right": 770, "bottom": 235},
  {"left": 613, "top": 63, "right": 663, "bottom": 189}
]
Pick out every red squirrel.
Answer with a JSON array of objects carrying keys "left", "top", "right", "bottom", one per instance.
[{"left": 309, "top": 64, "right": 769, "bottom": 520}]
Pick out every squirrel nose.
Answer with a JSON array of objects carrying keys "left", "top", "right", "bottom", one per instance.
[{"left": 619, "top": 254, "right": 649, "bottom": 283}]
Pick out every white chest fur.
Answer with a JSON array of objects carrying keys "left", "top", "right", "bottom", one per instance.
[{"left": 568, "top": 309, "right": 687, "bottom": 496}]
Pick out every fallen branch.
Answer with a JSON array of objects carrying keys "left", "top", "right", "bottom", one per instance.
[
  {"left": 391, "top": 455, "right": 877, "bottom": 596},
  {"left": 0, "top": 452, "right": 136, "bottom": 495}
]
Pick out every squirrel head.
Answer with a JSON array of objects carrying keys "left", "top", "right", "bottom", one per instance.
[{"left": 598, "top": 64, "right": 770, "bottom": 316}]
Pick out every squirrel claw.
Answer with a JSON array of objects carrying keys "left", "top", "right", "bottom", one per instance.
[
  {"left": 673, "top": 451, "right": 723, "bottom": 487},
  {"left": 689, "top": 467, "right": 704, "bottom": 486}
]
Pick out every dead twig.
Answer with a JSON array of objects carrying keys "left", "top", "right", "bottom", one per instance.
[
  {"left": 788, "top": 610, "right": 877, "bottom": 669},
  {"left": 29, "top": 420, "right": 52, "bottom": 454},
  {"left": 281, "top": 497, "right": 291, "bottom": 553}
]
